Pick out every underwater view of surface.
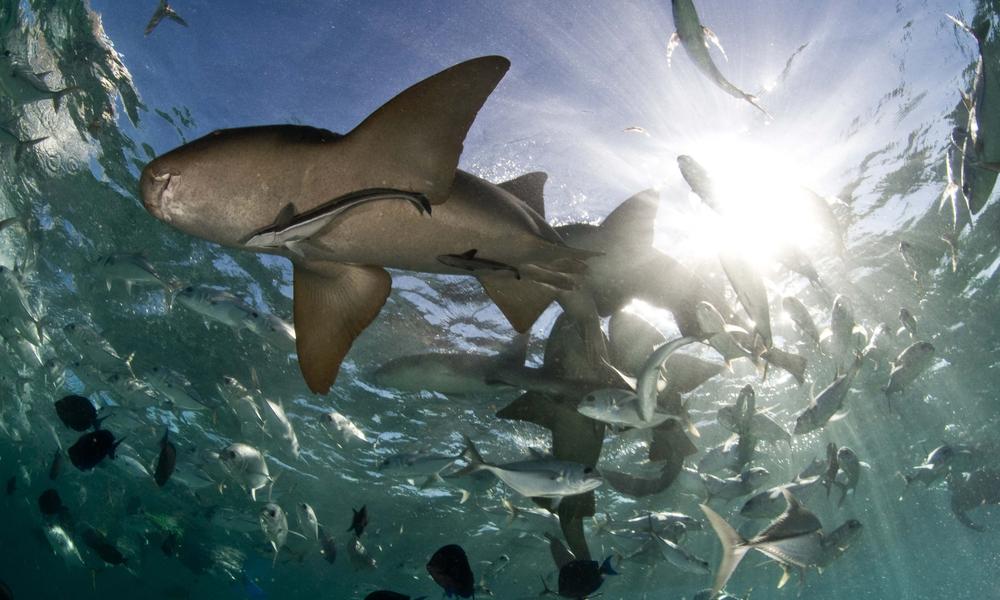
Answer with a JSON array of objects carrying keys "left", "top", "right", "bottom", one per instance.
[{"left": 1, "top": 0, "right": 999, "bottom": 598}]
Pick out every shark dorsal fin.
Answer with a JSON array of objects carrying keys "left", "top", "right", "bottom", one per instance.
[
  {"left": 754, "top": 489, "right": 823, "bottom": 543},
  {"left": 347, "top": 56, "right": 510, "bottom": 205},
  {"left": 599, "top": 189, "right": 659, "bottom": 249},
  {"left": 498, "top": 171, "right": 548, "bottom": 218}
]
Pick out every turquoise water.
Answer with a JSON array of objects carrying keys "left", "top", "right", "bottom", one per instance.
[{"left": 0, "top": 1, "right": 999, "bottom": 598}]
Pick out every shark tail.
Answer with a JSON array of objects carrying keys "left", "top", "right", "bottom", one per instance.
[
  {"left": 454, "top": 435, "right": 486, "bottom": 478},
  {"left": 14, "top": 136, "right": 47, "bottom": 162},
  {"left": 701, "top": 503, "right": 751, "bottom": 597}
]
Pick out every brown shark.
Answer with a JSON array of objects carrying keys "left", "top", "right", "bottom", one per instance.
[{"left": 140, "top": 56, "right": 596, "bottom": 393}]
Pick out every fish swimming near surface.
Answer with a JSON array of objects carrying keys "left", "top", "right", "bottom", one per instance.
[
  {"left": 427, "top": 544, "right": 475, "bottom": 599},
  {"left": 154, "top": 428, "right": 176, "bottom": 487},
  {"left": 140, "top": 56, "right": 598, "bottom": 394},
  {"left": 145, "top": 0, "right": 188, "bottom": 35},
  {"left": 457, "top": 436, "right": 603, "bottom": 501},
  {"left": 54, "top": 395, "right": 104, "bottom": 432},
  {"left": 702, "top": 489, "right": 853, "bottom": 594},
  {"left": 884, "top": 341, "right": 935, "bottom": 402},
  {"left": 0, "top": 51, "right": 78, "bottom": 111},
  {"left": 541, "top": 556, "right": 617, "bottom": 599},
  {"left": 0, "top": 125, "right": 46, "bottom": 162},
  {"left": 68, "top": 429, "right": 123, "bottom": 471},
  {"left": 81, "top": 527, "right": 128, "bottom": 565},
  {"left": 218, "top": 442, "right": 272, "bottom": 501},
  {"left": 259, "top": 503, "right": 290, "bottom": 566},
  {"left": 793, "top": 355, "right": 861, "bottom": 435},
  {"left": 296, "top": 502, "right": 320, "bottom": 542},
  {"left": 668, "top": 0, "right": 770, "bottom": 116},
  {"left": 347, "top": 504, "right": 368, "bottom": 537},
  {"left": 782, "top": 296, "right": 820, "bottom": 344}
]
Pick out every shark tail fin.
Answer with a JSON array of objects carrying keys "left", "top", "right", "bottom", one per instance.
[
  {"left": 701, "top": 503, "right": 751, "bottom": 597},
  {"left": 15, "top": 136, "right": 47, "bottom": 162},
  {"left": 454, "top": 435, "right": 485, "bottom": 477}
]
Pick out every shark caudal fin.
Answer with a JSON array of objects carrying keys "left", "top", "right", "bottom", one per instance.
[
  {"left": 454, "top": 435, "right": 487, "bottom": 478},
  {"left": 293, "top": 262, "right": 391, "bottom": 394},
  {"left": 701, "top": 503, "right": 751, "bottom": 597},
  {"left": 346, "top": 56, "right": 510, "bottom": 205}
]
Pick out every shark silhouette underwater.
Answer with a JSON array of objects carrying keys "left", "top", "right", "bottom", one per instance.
[{"left": 140, "top": 56, "right": 598, "bottom": 393}]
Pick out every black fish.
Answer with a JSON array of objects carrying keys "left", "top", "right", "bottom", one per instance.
[
  {"left": 318, "top": 526, "right": 337, "bottom": 564},
  {"left": 426, "top": 544, "right": 475, "bottom": 599},
  {"left": 68, "top": 429, "right": 123, "bottom": 471},
  {"left": 161, "top": 532, "right": 180, "bottom": 557},
  {"left": 0, "top": 581, "right": 11, "bottom": 600},
  {"left": 154, "top": 428, "right": 177, "bottom": 487},
  {"left": 546, "top": 557, "right": 617, "bottom": 599},
  {"left": 81, "top": 527, "right": 128, "bottom": 565},
  {"left": 37, "top": 488, "right": 64, "bottom": 516},
  {"left": 365, "top": 593, "right": 426, "bottom": 600},
  {"left": 4, "top": 475, "right": 14, "bottom": 495},
  {"left": 54, "top": 395, "right": 102, "bottom": 431},
  {"left": 48, "top": 450, "right": 62, "bottom": 481},
  {"left": 347, "top": 505, "right": 368, "bottom": 537}
]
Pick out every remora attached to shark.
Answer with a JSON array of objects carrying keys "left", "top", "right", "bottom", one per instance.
[{"left": 141, "top": 56, "right": 598, "bottom": 393}]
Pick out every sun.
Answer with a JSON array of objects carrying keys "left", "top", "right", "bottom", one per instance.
[{"left": 656, "top": 135, "right": 829, "bottom": 270}]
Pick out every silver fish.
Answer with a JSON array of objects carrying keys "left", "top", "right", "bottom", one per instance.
[
  {"left": 296, "top": 502, "right": 320, "bottom": 542},
  {"left": 884, "top": 341, "right": 935, "bottom": 399},
  {"left": 458, "top": 436, "right": 601, "bottom": 500},
  {"left": 320, "top": 410, "right": 368, "bottom": 444},
  {"left": 219, "top": 442, "right": 271, "bottom": 501},
  {"left": 260, "top": 503, "right": 289, "bottom": 566},
  {"left": 261, "top": 399, "right": 300, "bottom": 459},
  {"left": 782, "top": 296, "right": 819, "bottom": 344}
]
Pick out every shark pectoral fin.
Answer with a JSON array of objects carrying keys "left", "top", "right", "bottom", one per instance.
[
  {"left": 347, "top": 56, "right": 510, "bottom": 204},
  {"left": 702, "top": 26, "right": 728, "bottom": 61},
  {"left": 498, "top": 171, "right": 548, "bottom": 218},
  {"left": 497, "top": 392, "right": 557, "bottom": 428},
  {"left": 293, "top": 262, "right": 391, "bottom": 393},
  {"left": 478, "top": 273, "right": 557, "bottom": 333},
  {"left": 666, "top": 32, "right": 680, "bottom": 66}
]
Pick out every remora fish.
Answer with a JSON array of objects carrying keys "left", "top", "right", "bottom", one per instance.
[
  {"left": 668, "top": 0, "right": 770, "bottom": 116},
  {"left": 457, "top": 436, "right": 602, "bottom": 500},
  {"left": 93, "top": 253, "right": 176, "bottom": 297},
  {"left": 141, "top": 56, "right": 597, "bottom": 394},
  {"left": 702, "top": 490, "right": 827, "bottom": 595}
]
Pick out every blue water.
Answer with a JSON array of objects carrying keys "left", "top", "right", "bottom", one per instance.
[{"left": 0, "top": 1, "right": 999, "bottom": 598}]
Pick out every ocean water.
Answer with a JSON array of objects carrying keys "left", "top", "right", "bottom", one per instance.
[{"left": 0, "top": 0, "right": 999, "bottom": 598}]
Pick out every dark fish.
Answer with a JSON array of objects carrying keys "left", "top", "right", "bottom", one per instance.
[
  {"left": 0, "top": 581, "right": 10, "bottom": 600},
  {"left": 68, "top": 429, "right": 123, "bottom": 471},
  {"left": 319, "top": 526, "right": 337, "bottom": 564},
  {"left": 81, "top": 527, "right": 128, "bottom": 565},
  {"left": 48, "top": 450, "right": 62, "bottom": 481},
  {"left": 545, "top": 557, "right": 617, "bottom": 599},
  {"left": 426, "top": 544, "right": 475, "bottom": 598},
  {"left": 365, "top": 593, "right": 426, "bottom": 600},
  {"left": 161, "top": 532, "right": 180, "bottom": 557},
  {"left": 347, "top": 505, "right": 368, "bottom": 537},
  {"left": 54, "top": 395, "right": 102, "bottom": 432},
  {"left": 4, "top": 476, "right": 14, "bottom": 495},
  {"left": 154, "top": 428, "right": 177, "bottom": 487},
  {"left": 37, "top": 488, "right": 64, "bottom": 516}
]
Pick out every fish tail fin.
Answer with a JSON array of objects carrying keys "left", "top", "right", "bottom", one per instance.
[
  {"left": 14, "top": 136, "right": 47, "bottom": 162},
  {"left": 701, "top": 503, "right": 751, "bottom": 597},
  {"left": 501, "top": 498, "right": 519, "bottom": 527},
  {"left": 454, "top": 435, "right": 485, "bottom": 477},
  {"left": 744, "top": 94, "right": 772, "bottom": 120},
  {"left": 52, "top": 86, "right": 80, "bottom": 112},
  {"left": 600, "top": 555, "right": 618, "bottom": 576}
]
